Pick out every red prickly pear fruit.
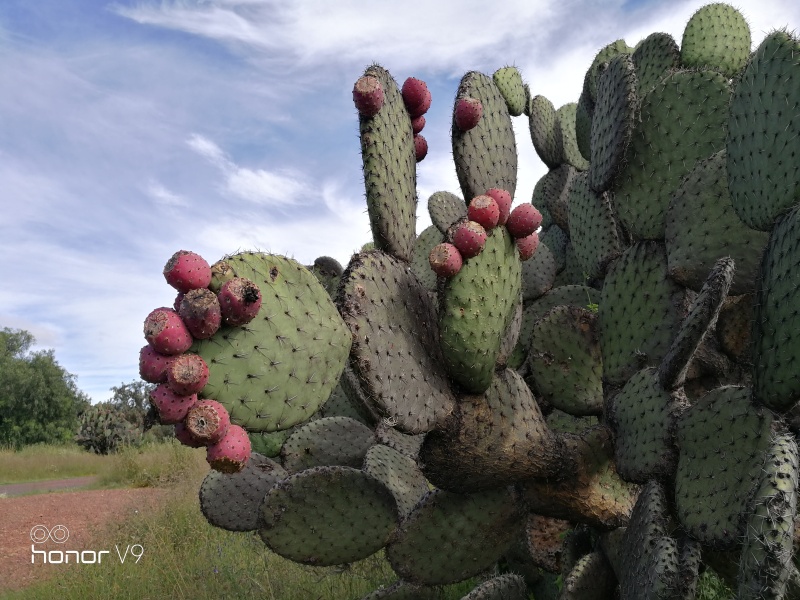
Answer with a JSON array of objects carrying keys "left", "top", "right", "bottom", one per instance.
[
  {"left": 429, "top": 243, "right": 463, "bottom": 278},
  {"left": 414, "top": 134, "right": 428, "bottom": 162},
  {"left": 163, "top": 250, "right": 212, "bottom": 293},
  {"left": 179, "top": 288, "right": 222, "bottom": 339},
  {"left": 174, "top": 422, "right": 205, "bottom": 448},
  {"left": 453, "top": 221, "right": 488, "bottom": 259},
  {"left": 517, "top": 232, "right": 540, "bottom": 261},
  {"left": 143, "top": 307, "right": 193, "bottom": 355},
  {"left": 353, "top": 75, "right": 384, "bottom": 118},
  {"left": 506, "top": 204, "right": 543, "bottom": 239},
  {"left": 485, "top": 188, "right": 513, "bottom": 225},
  {"left": 206, "top": 424, "right": 251, "bottom": 473},
  {"left": 149, "top": 384, "right": 197, "bottom": 425},
  {"left": 411, "top": 115, "right": 426, "bottom": 134},
  {"left": 454, "top": 97, "right": 483, "bottom": 131},
  {"left": 467, "top": 195, "right": 500, "bottom": 230},
  {"left": 185, "top": 399, "right": 230, "bottom": 444},
  {"left": 218, "top": 277, "right": 262, "bottom": 326},
  {"left": 139, "top": 345, "right": 177, "bottom": 384},
  {"left": 209, "top": 260, "right": 235, "bottom": 293},
  {"left": 401, "top": 77, "right": 431, "bottom": 118},
  {"left": 166, "top": 353, "right": 209, "bottom": 396}
]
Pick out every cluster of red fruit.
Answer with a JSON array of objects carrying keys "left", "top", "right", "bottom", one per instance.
[
  {"left": 138, "top": 250, "right": 262, "bottom": 473},
  {"left": 429, "top": 190, "right": 542, "bottom": 278}
]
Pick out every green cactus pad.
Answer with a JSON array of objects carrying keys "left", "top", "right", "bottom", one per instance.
[
  {"left": 753, "top": 207, "right": 800, "bottom": 411},
  {"left": 411, "top": 225, "right": 445, "bottom": 291},
  {"left": 361, "top": 580, "right": 441, "bottom": 600},
  {"left": 429, "top": 191, "right": 467, "bottom": 234},
  {"left": 529, "top": 95, "right": 561, "bottom": 169},
  {"left": 258, "top": 465, "right": 397, "bottom": 566},
  {"left": 439, "top": 227, "right": 522, "bottom": 394},
  {"left": 568, "top": 171, "right": 623, "bottom": 280},
  {"left": 658, "top": 257, "right": 734, "bottom": 390},
  {"left": 358, "top": 65, "right": 416, "bottom": 262},
  {"left": 675, "top": 386, "right": 775, "bottom": 548},
  {"left": 497, "top": 298, "right": 523, "bottom": 368},
  {"left": 521, "top": 241, "right": 556, "bottom": 302},
  {"left": 318, "top": 379, "right": 372, "bottom": 425},
  {"left": 555, "top": 103, "right": 589, "bottom": 171},
  {"left": 716, "top": 294, "right": 753, "bottom": 364},
  {"left": 608, "top": 367, "right": 686, "bottom": 483},
  {"left": 374, "top": 421, "right": 424, "bottom": 459},
  {"left": 599, "top": 241, "right": 685, "bottom": 386},
  {"left": 452, "top": 71, "right": 517, "bottom": 202},
  {"left": 561, "top": 551, "right": 617, "bottom": 600},
  {"left": 280, "top": 416, "right": 375, "bottom": 473},
  {"left": 308, "top": 256, "right": 343, "bottom": 298},
  {"left": 727, "top": 30, "right": 800, "bottom": 231},
  {"left": 533, "top": 164, "right": 578, "bottom": 232},
  {"left": 666, "top": 150, "right": 769, "bottom": 296},
  {"left": 363, "top": 444, "right": 430, "bottom": 518},
  {"left": 613, "top": 69, "right": 730, "bottom": 239},
  {"left": 192, "top": 251, "right": 351, "bottom": 432},
  {"left": 338, "top": 250, "right": 456, "bottom": 433},
  {"left": 737, "top": 433, "right": 799, "bottom": 600},
  {"left": 538, "top": 202, "right": 554, "bottom": 230},
  {"left": 526, "top": 306, "right": 603, "bottom": 416},
  {"left": 199, "top": 453, "right": 287, "bottom": 532},
  {"left": 575, "top": 74, "right": 594, "bottom": 161},
  {"left": 680, "top": 3, "right": 751, "bottom": 77},
  {"left": 493, "top": 66, "right": 526, "bottom": 117},
  {"left": 553, "top": 241, "right": 591, "bottom": 288},
  {"left": 586, "top": 39, "right": 633, "bottom": 102},
  {"left": 248, "top": 429, "right": 291, "bottom": 458},
  {"left": 546, "top": 409, "right": 599, "bottom": 436},
  {"left": 462, "top": 574, "right": 528, "bottom": 600},
  {"left": 386, "top": 487, "right": 521, "bottom": 585},
  {"left": 539, "top": 225, "right": 568, "bottom": 273},
  {"left": 419, "top": 368, "right": 560, "bottom": 492},
  {"left": 631, "top": 32, "right": 679, "bottom": 95}
]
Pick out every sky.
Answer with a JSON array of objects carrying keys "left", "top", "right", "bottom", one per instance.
[{"left": 1, "top": 0, "right": 798, "bottom": 403}]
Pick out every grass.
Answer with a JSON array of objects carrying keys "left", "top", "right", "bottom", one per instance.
[{"left": 0, "top": 443, "right": 112, "bottom": 484}]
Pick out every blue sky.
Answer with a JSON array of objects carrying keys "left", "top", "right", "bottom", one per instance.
[{"left": 1, "top": 0, "right": 798, "bottom": 403}]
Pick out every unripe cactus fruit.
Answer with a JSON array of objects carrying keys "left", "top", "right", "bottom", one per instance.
[
  {"left": 206, "top": 424, "right": 251, "bottom": 473},
  {"left": 179, "top": 288, "right": 221, "bottom": 339},
  {"left": 429, "top": 242, "right": 464, "bottom": 278},
  {"left": 468, "top": 195, "right": 501, "bottom": 230},
  {"left": 453, "top": 221, "right": 488, "bottom": 259},
  {"left": 185, "top": 399, "right": 231, "bottom": 445},
  {"left": 174, "top": 422, "right": 205, "bottom": 448},
  {"left": 485, "top": 188, "right": 513, "bottom": 225},
  {"left": 166, "top": 353, "right": 209, "bottom": 396},
  {"left": 139, "top": 345, "right": 176, "bottom": 384},
  {"left": 506, "top": 204, "right": 543, "bottom": 239},
  {"left": 218, "top": 277, "right": 262, "bottom": 326},
  {"left": 209, "top": 259, "right": 235, "bottom": 293},
  {"left": 352, "top": 75, "right": 385, "bottom": 118},
  {"left": 516, "top": 232, "right": 540, "bottom": 261},
  {"left": 414, "top": 134, "right": 428, "bottom": 162},
  {"left": 411, "top": 115, "right": 426, "bottom": 134},
  {"left": 163, "top": 250, "right": 212, "bottom": 293},
  {"left": 143, "top": 307, "right": 193, "bottom": 355},
  {"left": 454, "top": 97, "right": 483, "bottom": 131},
  {"left": 401, "top": 77, "right": 431, "bottom": 118},
  {"left": 149, "top": 384, "right": 197, "bottom": 425}
]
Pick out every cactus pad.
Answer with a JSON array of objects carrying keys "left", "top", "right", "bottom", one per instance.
[
  {"left": 539, "top": 225, "right": 568, "bottom": 273},
  {"left": 280, "top": 416, "right": 375, "bottom": 473},
  {"left": 493, "top": 66, "right": 526, "bottom": 117},
  {"left": 521, "top": 241, "right": 556, "bottom": 302},
  {"left": 533, "top": 164, "right": 577, "bottom": 232},
  {"left": 528, "top": 95, "right": 561, "bottom": 169},
  {"left": 555, "top": 103, "right": 589, "bottom": 171},
  {"left": 561, "top": 551, "right": 617, "bottom": 600},
  {"left": 429, "top": 191, "right": 467, "bottom": 234},
  {"left": 680, "top": 3, "right": 750, "bottom": 77},
  {"left": 361, "top": 581, "right": 440, "bottom": 600},
  {"left": 586, "top": 39, "right": 633, "bottom": 102},
  {"left": 631, "top": 32, "right": 679, "bottom": 95},
  {"left": 462, "top": 574, "right": 528, "bottom": 600},
  {"left": 411, "top": 225, "right": 445, "bottom": 290},
  {"left": 363, "top": 444, "right": 430, "bottom": 517}
]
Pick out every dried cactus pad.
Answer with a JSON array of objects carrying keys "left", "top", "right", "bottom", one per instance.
[
  {"left": 191, "top": 251, "right": 351, "bottom": 432},
  {"left": 279, "top": 416, "right": 375, "bottom": 473},
  {"left": 462, "top": 574, "right": 528, "bottom": 600},
  {"left": 386, "top": 487, "right": 521, "bottom": 585},
  {"left": 258, "top": 465, "right": 397, "bottom": 566}
]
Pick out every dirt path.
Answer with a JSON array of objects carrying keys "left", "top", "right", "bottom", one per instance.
[{"left": 0, "top": 486, "right": 166, "bottom": 592}]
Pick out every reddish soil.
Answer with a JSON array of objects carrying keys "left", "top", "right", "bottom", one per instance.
[{"left": 0, "top": 485, "right": 165, "bottom": 592}]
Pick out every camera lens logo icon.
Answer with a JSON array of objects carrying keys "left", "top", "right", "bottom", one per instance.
[{"left": 30, "top": 525, "right": 69, "bottom": 544}]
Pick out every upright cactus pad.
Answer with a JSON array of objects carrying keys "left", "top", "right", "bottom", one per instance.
[
  {"left": 521, "top": 241, "right": 556, "bottom": 301},
  {"left": 361, "top": 581, "right": 440, "bottom": 600},
  {"left": 493, "top": 66, "right": 526, "bottom": 117},
  {"left": 680, "top": 3, "right": 751, "bottom": 77},
  {"left": 539, "top": 225, "right": 568, "bottom": 274},
  {"left": 631, "top": 32, "right": 679, "bottom": 95},
  {"left": 428, "top": 191, "right": 467, "bottom": 234},
  {"left": 561, "top": 551, "right": 617, "bottom": 600},
  {"left": 586, "top": 39, "right": 633, "bottom": 102},
  {"left": 410, "top": 225, "right": 444, "bottom": 290},
  {"left": 279, "top": 416, "right": 375, "bottom": 473},
  {"left": 362, "top": 444, "right": 429, "bottom": 517},
  {"left": 555, "top": 103, "right": 589, "bottom": 171},
  {"left": 528, "top": 95, "right": 561, "bottom": 169},
  {"left": 462, "top": 574, "right": 528, "bottom": 600}
]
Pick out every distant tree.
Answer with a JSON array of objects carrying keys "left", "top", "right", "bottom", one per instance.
[
  {"left": 107, "top": 380, "right": 155, "bottom": 428},
  {"left": 0, "top": 327, "right": 91, "bottom": 447}
]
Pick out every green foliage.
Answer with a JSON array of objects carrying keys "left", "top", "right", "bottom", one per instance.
[{"left": 75, "top": 403, "right": 140, "bottom": 455}]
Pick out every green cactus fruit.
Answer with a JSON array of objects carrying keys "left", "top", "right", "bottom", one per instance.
[
  {"left": 533, "top": 164, "right": 577, "bottom": 232},
  {"left": 374, "top": 421, "right": 424, "bottom": 459},
  {"left": 727, "top": 30, "right": 800, "bottom": 231},
  {"left": 452, "top": 71, "right": 517, "bottom": 202},
  {"left": 360, "top": 580, "right": 441, "bottom": 600},
  {"left": 753, "top": 206, "right": 800, "bottom": 411},
  {"left": 338, "top": 250, "right": 456, "bottom": 433},
  {"left": 199, "top": 452, "right": 286, "bottom": 532},
  {"left": 658, "top": 257, "right": 734, "bottom": 390},
  {"left": 493, "top": 66, "right": 526, "bottom": 117},
  {"left": 589, "top": 53, "right": 637, "bottom": 193},
  {"left": 561, "top": 551, "right": 617, "bottom": 600},
  {"left": 631, "top": 32, "right": 679, "bottom": 95},
  {"left": 675, "top": 386, "right": 775, "bottom": 547},
  {"left": 680, "top": 3, "right": 751, "bottom": 77},
  {"left": 599, "top": 241, "right": 685, "bottom": 386},
  {"left": 419, "top": 368, "right": 560, "bottom": 492},
  {"left": 279, "top": 416, "right": 375, "bottom": 473},
  {"left": 568, "top": 171, "right": 623, "bottom": 280},
  {"left": 358, "top": 65, "right": 417, "bottom": 261},
  {"left": 258, "top": 465, "right": 397, "bottom": 566},
  {"left": 539, "top": 225, "right": 568, "bottom": 274},
  {"left": 411, "top": 225, "right": 445, "bottom": 290},
  {"left": 521, "top": 241, "right": 556, "bottom": 302},
  {"left": 608, "top": 367, "right": 687, "bottom": 483},
  {"left": 526, "top": 306, "right": 603, "bottom": 416},
  {"left": 716, "top": 294, "right": 753, "bottom": 364},
  {"left": 586, "top": 39, "right": 633, "bottom": 102},
  {"left": 461, "top": 574, "right": 528, "bottom": 600},
  {"left": 191, "top": 252, "right": 351, "bottom": 432},
  {"left": 307, "top": 256, "right": 343, "bottom": 298},
  {"left": 362, "top": 444, "right": 429, "bottom": 518},
  {"left": 439, "top": 227, "right": 521, "bottom": 394},
  {"left": 428, "top": 191, "right": 467, "bottom": 234},
  {"left": 529, "top": 95, "right": 561, "bottom": 169},
  {"left": 666, "top": 150, "right": 769, "bottom": 296},
  {"left": 613, "top": 69, "right": 730, "bottom": 239},
  {"left": 555, "top": 103, "right": 589, "bottom": 171},
  {"left": 386, "top": 487, "right": 521, "bottom": 585}
]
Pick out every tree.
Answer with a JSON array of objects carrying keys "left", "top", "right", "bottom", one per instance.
[
  {"left": 0, "top": 328, "right": 91, "bottom": 447},
  {"left": 106, "top": 380, "right": 155, "bottom": 428}
]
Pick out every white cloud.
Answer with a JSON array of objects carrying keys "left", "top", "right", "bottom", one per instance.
[{"left": 146, "top": 180, "right": 187, "bottom": 207}]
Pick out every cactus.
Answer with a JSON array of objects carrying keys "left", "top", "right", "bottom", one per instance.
[{"left": 75, "top": 404, "right": 140, "bottom": 454}]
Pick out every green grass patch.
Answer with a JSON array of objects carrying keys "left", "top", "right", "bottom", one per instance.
[{"left": 0, "top": 443, "right": 111, "bottom": 485}]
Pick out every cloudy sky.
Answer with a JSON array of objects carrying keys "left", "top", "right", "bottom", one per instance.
[{"left": 1, "top": 0, "right": 797, "bottom": 403}]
